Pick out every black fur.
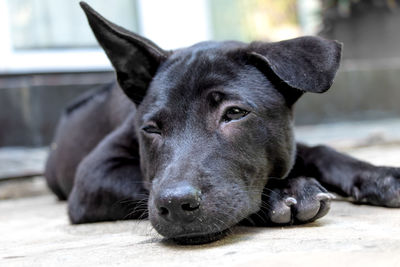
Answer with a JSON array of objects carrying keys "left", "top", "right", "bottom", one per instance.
[
  {"left": 45, "top": 2, "right": 400, "bottom": 245},
  {"left": 65, "top": 82, "right": 113, "bottom": 115}
]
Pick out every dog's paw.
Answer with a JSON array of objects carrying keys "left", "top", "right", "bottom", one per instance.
[
  {"left": 352, "top": 167, "right": 400, "bottom": 207},
  {"left": 263, "top": 177, "right": 333, "bottom": 225}
]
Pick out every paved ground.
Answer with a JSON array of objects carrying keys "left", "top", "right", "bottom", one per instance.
[
  {"left": 1, "top": 195, "right": 400, "bottom": 267},
  {"left": 1, "top": 120, "right": 400, "bottom": 266}
]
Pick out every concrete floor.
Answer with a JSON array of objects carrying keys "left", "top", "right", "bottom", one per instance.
[
  {"left": 1, "top": 126, "right": 400, "bottom": 266},
  {"left": 1, "top": 195, "right": 400, "bottom": 267}
]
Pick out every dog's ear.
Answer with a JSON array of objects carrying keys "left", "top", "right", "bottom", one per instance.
[
  {"left": 247, "top": 36, "right": 342, "bottom": 106},
  {"left": 80, "top": 2, "right": 169, "bottom": 105}
]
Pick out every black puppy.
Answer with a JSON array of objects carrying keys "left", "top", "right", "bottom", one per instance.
[{"left": 45, "top": 2, "right": 400, "bottom": 244}]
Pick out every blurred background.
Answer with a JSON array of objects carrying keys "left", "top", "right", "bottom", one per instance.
[{"left": 1, "top": 0, "right": 400, "bottom": 183}]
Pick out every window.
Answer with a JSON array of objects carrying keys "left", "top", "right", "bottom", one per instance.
[
  {"left": 0, "top": 0, "right": 140, "bottom": 73},
  {"left": 7, "top": 0, "right": 139, "bottom": 50},
  {"left": 0, "top": 0, "right": 320, "bottom": 74}
]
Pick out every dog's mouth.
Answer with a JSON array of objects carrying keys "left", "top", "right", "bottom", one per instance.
[{"left": 170, "top": 229, "right": 230, "bottom": 245}]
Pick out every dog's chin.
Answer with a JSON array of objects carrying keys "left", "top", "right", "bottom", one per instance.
[{"left": 170, "top": 229, "right": 230, "bottom": 245}]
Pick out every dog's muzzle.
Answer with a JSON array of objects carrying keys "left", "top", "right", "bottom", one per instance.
[{"left": 149, "top": 182, "right": 231, "bottom": 244}]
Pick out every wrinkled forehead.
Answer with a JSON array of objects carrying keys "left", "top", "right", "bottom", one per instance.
[{"left": 155, "top": 42, "right": 244, "bottom": 95}]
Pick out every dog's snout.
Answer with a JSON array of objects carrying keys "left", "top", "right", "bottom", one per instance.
[{"left": 155, "top": 185, "right": 201, "bottom": 223}]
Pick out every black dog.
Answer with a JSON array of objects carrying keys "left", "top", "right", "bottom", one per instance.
[{"left": 45, "top": 2, "right": 400, "bottom": 245}]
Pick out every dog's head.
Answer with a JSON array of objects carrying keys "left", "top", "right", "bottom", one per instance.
[{"left": 81, "top": 2, "right": 341, "bottom": 244}]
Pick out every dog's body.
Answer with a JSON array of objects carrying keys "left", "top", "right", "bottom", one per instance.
[{"left": 45, "top": 2, "right": 400, "bottom": 244}]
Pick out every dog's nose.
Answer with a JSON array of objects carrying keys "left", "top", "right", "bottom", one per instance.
[{"left": 155, "top": 185, "right": 201, "bottom": 223}]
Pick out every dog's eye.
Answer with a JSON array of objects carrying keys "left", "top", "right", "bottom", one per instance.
[
  {"left": 142, "top": 125, "right": 161, "bottom": 135},
  {"left": 223, "top": 107, "right": 249, "bottom": 122}
]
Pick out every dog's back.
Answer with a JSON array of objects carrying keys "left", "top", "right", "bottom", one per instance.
[{"left": 45, "top": 82, "right": 133, "bottom": 199}]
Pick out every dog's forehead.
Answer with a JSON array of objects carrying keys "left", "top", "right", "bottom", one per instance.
[
  {"left": 143, "top": 41, "right": 247, "bottom": 108},
  {"left": 156, "top": 41, "right": 245, "bottom": 88}
]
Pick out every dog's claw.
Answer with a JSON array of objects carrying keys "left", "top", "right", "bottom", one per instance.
[
  {"left": 315, "top": 192, "right": 334, "bottom": 201},
  {"left": 284, "top": 197, "right": 297, "bottom": 206},
  {"left": 269, "top": 197, "right": 297, "bottom": 224}
]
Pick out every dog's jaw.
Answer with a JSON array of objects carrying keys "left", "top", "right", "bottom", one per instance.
[{"left": 171, "top": 229, "right": 230, "bottom": 245}]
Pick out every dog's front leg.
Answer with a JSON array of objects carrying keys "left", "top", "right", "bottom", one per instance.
[
  {"left": 296, "top": 143, "right": 400, "bottom": 207},
  {"left": 68, "top": 114, "right": 148, "bottom": 224}
]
